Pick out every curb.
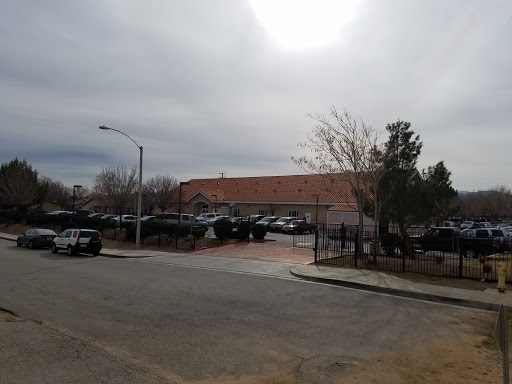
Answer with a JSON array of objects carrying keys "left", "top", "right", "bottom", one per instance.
[{"left": 289, "top": 268, "right": 500, "bottom": 312}]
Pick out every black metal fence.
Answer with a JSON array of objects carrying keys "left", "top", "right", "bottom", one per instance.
[{"left": 293, "top": 224, "right": 511, "bottom": 282}]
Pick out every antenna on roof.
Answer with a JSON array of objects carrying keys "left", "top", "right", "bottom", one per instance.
[{"left": 219, "top": 172, "right": 226, "bottom": 178}]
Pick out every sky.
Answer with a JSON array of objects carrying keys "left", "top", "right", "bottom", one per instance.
[{"left": 1, "top": 0, "right": 511, "bottom": 192}]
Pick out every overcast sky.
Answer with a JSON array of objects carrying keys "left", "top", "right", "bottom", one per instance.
[{"left": 1, "top": 0, "right": 511, "bottom": 191}]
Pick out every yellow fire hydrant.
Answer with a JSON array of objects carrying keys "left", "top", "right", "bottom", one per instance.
[{"left": 497, "top": 262, "right": 508, "bottom": 292}]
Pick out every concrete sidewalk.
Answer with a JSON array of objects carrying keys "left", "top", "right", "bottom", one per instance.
[
  {"left": 290, "top": 264, "right": 512, "bottom": 311},
  {"left": 2, "top": 232, "right": 511, "bottom": 311}
]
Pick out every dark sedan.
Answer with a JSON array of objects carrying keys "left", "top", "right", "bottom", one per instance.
[{"left": 17, "top": 229, "right": 57, "bottom": 249}]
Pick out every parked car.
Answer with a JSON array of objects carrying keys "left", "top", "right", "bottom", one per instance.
[
  {"left": 27, "top": 210, "right": 48, "bottom": 216},
  {"left": 460, "top": 221, "right": 474, "bottom": 229},
  {"left": 110, "top": 215, "right": 137, "bottom": 227},
  {"left": 52, "top": 229, "right": 103, "bottom": 256},
  {"left": 17, "top": 228, "right": 57, "bottom": 249},
  {"left": 282, "top": 220, "right": 317, "bottom": 234},
  {"left": 247, "top": 215, "right": 266, "bottom": 224},
  {"left": 141, "top": 215, "right": 156, "bottom": 222},
  {"left": 412, "top": 227, "right": 461, "bottom": 253},
  {"left": 74, "top": 209, "right": 95, "bottom": 216},
  {"left": 89, "top": 212, "right": 107, "bottom": 218},
  {"left": 48, "top": 210, "right": 72, "bottom": 215},
  {"left": 155, "top": 213, "right": 208, "bottom": 229},
  {"left": 269, "top": 217, "right": 300, "bottom": 232},
  {"left": 100, "top": 214, "right": 118, "bottom": 220},
  {"left": 254, "top": 216, "right": 281, "bottom": 229},
  {"left": 231, "top": 217, "right": 242, "bottom": 228},
  {"left": 196, "top": 213, "right": 220, "bottom": 222},
  {"left": 207, "top": 216, "right": 231, "bottom": 227}
]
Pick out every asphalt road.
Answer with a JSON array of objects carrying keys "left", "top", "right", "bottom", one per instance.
[{"left": 0, "top": 239, "right": 484, "bottom": 383}]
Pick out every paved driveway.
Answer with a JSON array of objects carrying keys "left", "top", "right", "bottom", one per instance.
[{"left": 190, "top": 241, "right": 314, "bottom": 264}]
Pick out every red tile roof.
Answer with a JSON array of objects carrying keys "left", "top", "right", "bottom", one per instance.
[
  {"left": 328, "top": 204, "right": 359, "bottom": 212},
  {"left": 181, "top": 174, "right": 357, "bottom": 204}
]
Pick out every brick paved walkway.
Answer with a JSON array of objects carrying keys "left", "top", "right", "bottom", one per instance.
[{"left": 190, "top": 241, "right": 314, "bottom": 264}]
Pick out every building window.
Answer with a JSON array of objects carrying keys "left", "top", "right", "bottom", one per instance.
[
  {"left": 258, "top": 209, "right": 267, "bottom": 216},
  {"left": 202, "top": 204, "right": 208, "bottom": 213},
  {"left": 289, "top": 210, "right": 299, "bottom": 217},
  {"left": 233, "top": 208, "right": 240, "bottom": 217}
]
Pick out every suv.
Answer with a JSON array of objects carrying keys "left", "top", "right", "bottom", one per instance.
[
  {"left": 52, "top": 229, "right": 102, "bottom": 256},
  {"left": 461, "top": 227, "right": 511, "bottom": 254},
  {"left": 269, "top": 217, "right": 300, "bottom": 232}
]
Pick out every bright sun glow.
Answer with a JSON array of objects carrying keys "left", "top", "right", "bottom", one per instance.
[{"left": 249, "top": 0, "right": 358, "bottom": 51}]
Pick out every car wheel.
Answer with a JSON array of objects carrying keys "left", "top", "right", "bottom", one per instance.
[
  {"left": 28, "top": 240, "right": 34, "bottom": 249},
  {"left": 92, "top": 250, "right": 99, "bottom": 256},
  {"left": 52, "top": 244, "right": 58, "bottom": 254},
  {"left": 16, "top": 239, "right": 22, "bottom": 247},
  {"left": 67, "top": 246, "right": 74, "bottom": 256},
  {"left": 293, "top": 230, "right": 298, "bottom": 235}
]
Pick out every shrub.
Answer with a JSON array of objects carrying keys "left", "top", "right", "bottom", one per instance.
[
  {"left": 191, "top": 226, "right": 206, "bottom": 238},
  {"left": 380, "top": 233, "right": 402, "bottom": 257},
  {"left": 213, "top": 218, "right": 233, "bottom": 241},
  {"left": 237, "top": 221, "right": 250, "bottom": 240},
  {"left": 175, "top": 225, "right": 190, "bottom": 238},
  {"left": 251, "top": 224, "right": 266, "bottom": 240}
]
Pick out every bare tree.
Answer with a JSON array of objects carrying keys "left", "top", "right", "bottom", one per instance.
[
  {"left": 265, "top": 202, "right": 280, "bottom": 216},
  {"left": 93, "top": 165, "right": 137, "bottom": 218},
  {"left": 145, "top": 174, "right": 178, "bottom": 213},
  {"left": 46, "top": 179, "right": 72, "bottom": 209},
  {"left": 0, "top": 158, "right": 42, "bottom": 211},
  {"left": 483, "top": 186, "right": 512, "bottom": 219},
  {"left": 294, "top": 107, "right": 383, "bottom": 256}
]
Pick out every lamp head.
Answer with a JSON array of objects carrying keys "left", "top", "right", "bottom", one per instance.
[{"left": 99, "top": 125, "right": 111, "bottom": 130}]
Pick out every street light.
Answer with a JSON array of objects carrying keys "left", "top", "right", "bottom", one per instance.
[
  {"left": 212, "top": 194, "right": 217, "bottom": 213},
  {"left": 72, "top": 185, "right": 82, "bottom": 214},
  {"left": 178, "top": 181, "right": 190, "bottom": 225},
  {"left": 99, "top": 125, "right": 143, "bottom": 250}
]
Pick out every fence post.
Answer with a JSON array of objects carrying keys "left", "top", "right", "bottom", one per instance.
[
  {"left": 314, "top": 229, "right": 318, "bottom": 263},
  {"left": 458, "top": 239, "right": 463, "bottom": 278},
  {"left": 354, "top": 231, "right": 358, "bottom": 268},
  {"left": 402, "top": 244, "right": 406, "bottom": 272}
]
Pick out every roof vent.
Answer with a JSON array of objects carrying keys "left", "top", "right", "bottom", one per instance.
[
  {"left": 255, "top": 189, "right": 258, "bottom": 192},
  {"left": 274, "top": 189, "right": 277, "bottom": 192},
  {"left": 298, "top": 189, "right": 302, "bottom": 192},
  {"left": 304, "top": 180, "right": 308, "bottom": 183}
]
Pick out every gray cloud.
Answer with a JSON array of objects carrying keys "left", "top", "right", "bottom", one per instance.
[{"left": 1, "top": 0, "right": 511, "bottom": 191}]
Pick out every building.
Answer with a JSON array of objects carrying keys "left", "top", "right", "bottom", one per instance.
[{"left": 173, "top": 174, "right": 374, "bottom": 225}]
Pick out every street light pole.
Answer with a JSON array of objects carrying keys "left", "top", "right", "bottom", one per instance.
[
  {"left": 72, "top": 185, "right": 82, "bottom": 214},
  {"left": 313, "top": 194, "right": 319, "bottom": 224},
  {"left": 99, "top": 125, "right": 143, "bottom": 250},
  {"left": 178, "top": 181, "right": 190, "bottom": 225}
]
